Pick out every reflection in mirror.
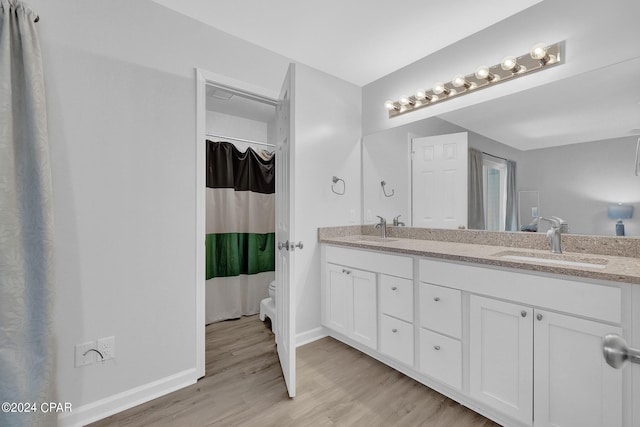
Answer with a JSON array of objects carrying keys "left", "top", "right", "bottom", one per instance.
[{"left": 362, "top": 57, "right": 640, "bottom": 237}]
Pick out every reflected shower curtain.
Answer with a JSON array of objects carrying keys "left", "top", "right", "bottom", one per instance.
[
  {"left": 0, "top": 1, "right": 57, "bottom": 426},
  {"left": 204, "top": 141, "right": 275, "bottom": 324},
  {"left": 468, "top": 148, "right": 485, "bottom": 230}
]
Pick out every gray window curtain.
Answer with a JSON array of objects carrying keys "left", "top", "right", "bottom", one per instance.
[
  {"left": 505, "top": 160, "right": 517, "bottom": 231},
  {"left": 0, "top": 2, "right": 57, "bottom": 426},
  {"left": 468, "top": 148, "right": 485, "bottom": 230}
]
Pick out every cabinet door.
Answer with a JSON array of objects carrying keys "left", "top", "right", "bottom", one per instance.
[
  {"left": 469, "top": 295, "right": 533, "bottom": 425},
  {"left": 351, "top": 269, "right": 378, "bottom": 349},
  {"left": 324, "top": 264, "right": 350, "bottom": 335},
  {"left": 533, "top": 310, "right": 623, "bottom": 427}
]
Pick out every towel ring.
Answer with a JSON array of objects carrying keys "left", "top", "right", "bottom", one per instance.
[
  {"left": 331, "top": 176, "right": 346, "bottom": 195},
  {"left": 381, "top": 180, "right": 395, "bottom": 197}
]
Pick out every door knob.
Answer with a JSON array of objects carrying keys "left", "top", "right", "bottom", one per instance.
[
  {"left": 603, "top": 334, "right": 640, "bottom": 369},
  {"left": 294, "top": 241, "right": 304, "bottom": 250},
  {"left": 277, "top": 240, "right": 289, "bottom": 251}
]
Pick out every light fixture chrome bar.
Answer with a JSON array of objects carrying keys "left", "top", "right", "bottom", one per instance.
[{"left": 386, "top": 42, "right": 563, "bottom": 118}]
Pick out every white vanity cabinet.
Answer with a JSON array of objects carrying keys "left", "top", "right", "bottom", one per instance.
[
  {"left": 469, "top": 294, "right": 623, "bottom": 427},
  {"left": 324, "top": 263, "right": 377, "bottom": 349},
  {"left": 320, "top": 243, "right": 632, "bottom": 427},
  {"left": 321, "top": 245, "right": 413, "bottom": 353}
]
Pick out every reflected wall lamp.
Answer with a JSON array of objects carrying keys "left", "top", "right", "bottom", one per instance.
[
  {"left": 607, "top": 203, "right": 634, "bottom": 236},
  {"left": 384, "top": 42, "right": 562, "bottom": 118}
]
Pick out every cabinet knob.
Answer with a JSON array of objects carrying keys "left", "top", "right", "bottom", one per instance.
[
  {"left": 392, "top": 328, "right": 398, "bottom": 333},
  {"left": 342, "top": 269, "right": 351, "bottom": 275},
  {"left": 537, "top": 313, "right": 543, "bottom": 321},
  {"left": 391, "top": 286, "right": 397, "bottom": 291},
  {"left": 521, "top": 310, "right": 527, "bottom": 317},
  {"left": 434, "top": 345, "right": 441, "bottom": 351},
  {"left": 434, "top": 297, "right": 440, "bottom": 302}
]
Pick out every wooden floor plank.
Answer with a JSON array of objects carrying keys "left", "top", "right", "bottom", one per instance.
[{"left": 88, "top": 315, "right": 499, "bottom": 426}]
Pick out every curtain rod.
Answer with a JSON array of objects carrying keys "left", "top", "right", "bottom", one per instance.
[
  {"left": 206, "top": 133, "right": 275, "bottom": 148},
  {"left": 482, "top": 151, "right": 508, "bottom": 162}
]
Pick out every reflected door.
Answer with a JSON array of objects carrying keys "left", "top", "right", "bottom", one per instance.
[{"left": 412, "top": 133, "right": 468, "bottom": 229}]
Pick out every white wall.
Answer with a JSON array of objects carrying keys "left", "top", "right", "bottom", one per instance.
[
  {"left": 519, "top": 136, "right": 640, "bottom": 236},
  {"left": 362, "top": 0, "right": 640, "bottom": 135},
  {"left": 30, "top": 0, "right": 294, "bottom": 424},
  {"left": 293, "top": 64, "right": 362, "bottom": 339},
  {"left": 206, "top": 111, "right": 270, "bottom": 151}
]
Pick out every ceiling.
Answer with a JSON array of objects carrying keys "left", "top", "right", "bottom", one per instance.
[
  {"left": 154, "top": 0, "right": 640, "bottom": 149},
  {"left": 150, "top": 0, "right": 541, "bottom": 86}
]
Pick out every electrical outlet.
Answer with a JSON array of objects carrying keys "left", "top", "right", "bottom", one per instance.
[
  {"left": 97, "top": 336, "right": 115, "bottom": 361},
  {"left": 75, "top": 341, "right": 97, "bottom": 367}
]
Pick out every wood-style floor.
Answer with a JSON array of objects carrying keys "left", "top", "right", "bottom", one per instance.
[{"left": 89, "top": 315, "right": 499, "bottom": 426}]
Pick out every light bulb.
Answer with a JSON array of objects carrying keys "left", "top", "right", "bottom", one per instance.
[
  {"left": 474, "top": 65, "right": 496, "bottom": 81},
  {"left": 452, "top": 75, "right": 472, "bottom": 88},
  {"left": 530, "top": 43, "right": 548, "bottom": 60},
  {"left": 501, "top": 56, "right": 516, "bottom": 70},
  {"left": 384, "top": 100, "right": 397, "bottom": 111},
  {"left": 415, "top": 90, "right": 426, "bottom": 100},
  {"left": 399, "top": 95, "right": 412, "bottom": 106},
  {"left": 501, "top": 56, "right": 525, "bottom": 73},
  {"left": 432, "top": 82, "right": 449, "bottom": 95}
]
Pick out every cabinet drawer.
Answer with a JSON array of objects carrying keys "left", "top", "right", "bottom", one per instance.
[
  {"left": 419, "top": 283, "right": 461, "bottom": 339},
  {"left": 381, "top": 315, "right": 414, "bottom": 366},
  {"left": 380, "top": 275, "right": 413, "bottom": 322},
  {"left": 419, "top": 329, "right": 462, "bottom": 391}
]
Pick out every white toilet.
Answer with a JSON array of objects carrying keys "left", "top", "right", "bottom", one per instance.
[
  {"left": 268, "top": 280, "right": 276, "bottom": 303},
  {"left": 259, "top": 281, "right": 276, "bottom": 332}
]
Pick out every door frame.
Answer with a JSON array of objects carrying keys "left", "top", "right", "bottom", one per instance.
[{"left": 195, "top": 68, "right": 279, "bottom": 378}]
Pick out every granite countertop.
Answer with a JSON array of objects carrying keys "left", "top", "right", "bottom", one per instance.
[{"left": 318, "top": 226, "right": 640, "bottom": 285}]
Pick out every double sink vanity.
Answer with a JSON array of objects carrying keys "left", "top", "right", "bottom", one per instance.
[{"left": 318, "top": 225, "right": 640, "bottom": 427}]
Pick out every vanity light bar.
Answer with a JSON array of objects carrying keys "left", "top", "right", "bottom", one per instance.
[{"left": 385, "top": 42, "right": 563, "bottom": 118}]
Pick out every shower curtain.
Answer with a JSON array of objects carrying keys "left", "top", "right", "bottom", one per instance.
[
  {"left": 205, "top": 141, "right": 275, "bottom": 324},
  {"left": 0, "top": 2, "right": 57, "bottom": 426}
]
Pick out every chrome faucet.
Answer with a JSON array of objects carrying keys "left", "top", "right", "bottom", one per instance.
[
  {"left": 536, "top": 216, "right": 565, "bottom": 254},
  {"left": 393, "top": 215, "right": 405, "bottom": 227},
  {"left": 375, "top": 215, "right": 387, "bottom": 238}
]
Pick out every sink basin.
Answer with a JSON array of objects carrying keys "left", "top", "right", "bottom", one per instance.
[
  {"left": 493, "top": 251, "right": 608, "bottom": 269},
  {"left": 352, "top": 236, "right": 398, "bottom": 244}
]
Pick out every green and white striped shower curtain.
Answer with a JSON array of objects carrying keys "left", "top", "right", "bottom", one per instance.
[{"left": 204, "top": 141, "right": 275, "bottom": 323}]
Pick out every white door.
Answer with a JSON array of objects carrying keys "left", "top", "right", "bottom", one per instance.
[
  {"left": 533, "top": 310, "right": 623, "bottom": 427},
  {"left": 275, "top": 64, "right": 296, "bottom": 397},
  {"left": 469, "top": 295, "right": 533, "bottom": 425},
  {"left": 412, "top": 133, "right": 468, "bottom": 229}
]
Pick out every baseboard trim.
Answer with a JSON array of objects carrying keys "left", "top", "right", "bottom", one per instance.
[
  {"left": 296, "top": 326, "right": 328, "bottom": 347},
  {"left": 57, "top": 368, "right": 197, "bottom": 427}
]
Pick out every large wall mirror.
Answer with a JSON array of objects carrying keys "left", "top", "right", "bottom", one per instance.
[{"left": 363, "top": 56, "right": 640, "bottom": 237}]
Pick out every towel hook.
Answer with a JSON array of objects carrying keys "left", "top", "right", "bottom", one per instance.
[
  {"left": 331, "top": 176, "right": 346, "bottom": 195},
  {"left": 381, "top": 180, "right": 395, "bottom": 197}
]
